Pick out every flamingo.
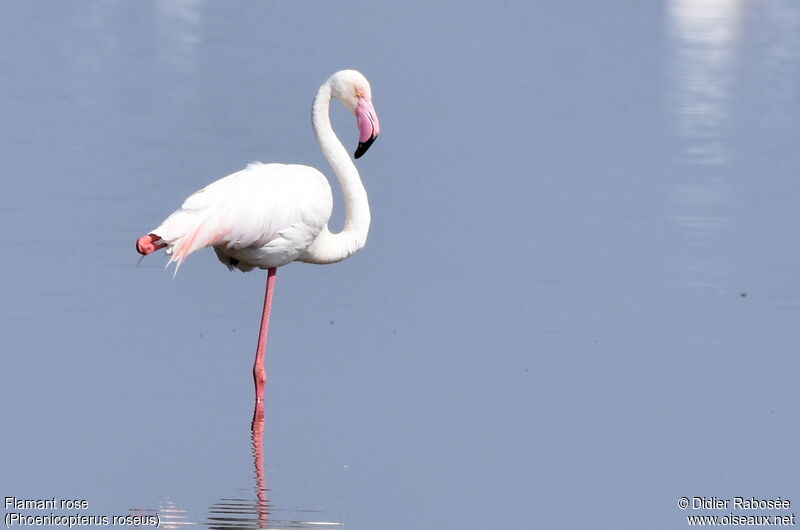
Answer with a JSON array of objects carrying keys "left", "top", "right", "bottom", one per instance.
[{"left": 135, "top": 70, "right": 380, "bottom": 403}]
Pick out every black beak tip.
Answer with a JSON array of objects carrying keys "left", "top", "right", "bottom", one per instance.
[{"left": 354, "top": 136, "right": 377, "bottom": 159}]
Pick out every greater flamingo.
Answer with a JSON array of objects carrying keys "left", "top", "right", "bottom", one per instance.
[{"left": 136, "top": 70, "right": 380, "bottom": 402}]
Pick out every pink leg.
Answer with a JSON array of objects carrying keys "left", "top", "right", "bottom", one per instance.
[
  {"left": 136, "top": 234, "right": 167, "bottom": 255},
  {"left": 253, "top": 267, "right": 277, "bottom": 402}
]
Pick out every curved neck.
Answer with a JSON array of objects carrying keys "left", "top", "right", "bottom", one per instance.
[{"left": 302, "top": 81, "right": 371, "bottom": 264}]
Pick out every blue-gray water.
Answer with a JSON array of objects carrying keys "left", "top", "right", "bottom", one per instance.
[{"left": 2, "top": 1, "right": 798, "bottom": 529}]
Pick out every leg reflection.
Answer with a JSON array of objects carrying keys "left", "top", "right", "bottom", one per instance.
[
  {"left": 205, "top": 401, "right": 271, "bottom": 529},
  {"left": 251, "top": 400, "right": 269, "bottom": 529}
]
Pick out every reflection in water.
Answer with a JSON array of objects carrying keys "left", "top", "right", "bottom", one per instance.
[
  {"left": 665, "top": 0, "right": 741, "bottom": 287},
  {"left": 156, "top": 0, "right": 203, "bottom": 73},
  {"left": 64, "top": 1, "right": 119, "bottom": 107},
  {"left": 155, "top": 0, "right": 204, "bottom": 103},
  {"left": 157, "top": 501, "right": 192, "bottom": 529},
  {"left": 667, "top": 0, "right": 743, "bottom": 165},
  {"left": 759, "top": 2, "right": 800, "bottom": 127},
  {"left": 666, "top": 0, "right": 800, "bottom": 289},
  {"left": 128, "top": 502, "right": 187, "bottom": 529},
  {"left": 130, "top": 401, "right": 342, "bottom": 529},
  {"left": 206, "top": 403, "right": 270, "bottom": 529}
]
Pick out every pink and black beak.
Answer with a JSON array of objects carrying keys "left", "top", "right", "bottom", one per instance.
[{"left": 354, "top": 97, "right": 381, "bottom": 159}]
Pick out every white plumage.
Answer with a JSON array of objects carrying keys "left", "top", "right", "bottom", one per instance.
[
  {"left": 152, "top": 163, "right": 333, "bottom": 272},
  {"left": 137, "top": 69, "right": 380, "bottom": 274}
]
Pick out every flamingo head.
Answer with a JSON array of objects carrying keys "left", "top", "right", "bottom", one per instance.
[{"left": 329, "top": 70, "right": 381, "bottom": 159}]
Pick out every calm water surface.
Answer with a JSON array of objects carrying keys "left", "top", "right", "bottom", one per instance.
[{"left": 1, "top": 1, "right": 798, "bottom": 529}]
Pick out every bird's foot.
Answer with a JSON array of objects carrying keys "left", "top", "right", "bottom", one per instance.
[{"left": 136, "top": 234, "right": 167, "bottom": 255}]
